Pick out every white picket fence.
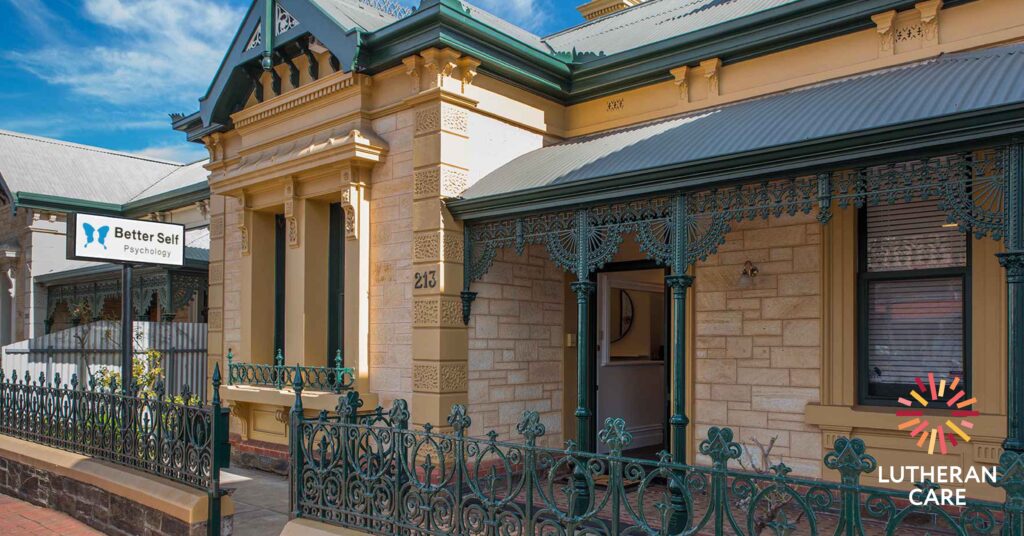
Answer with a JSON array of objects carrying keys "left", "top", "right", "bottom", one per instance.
[{"left": 1, "top": 321, "right": 208, "bottom": 400}]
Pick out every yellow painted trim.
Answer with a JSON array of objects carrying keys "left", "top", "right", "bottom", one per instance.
[{"left": 0, "top": 434, "right": 234, "bottom": 523}]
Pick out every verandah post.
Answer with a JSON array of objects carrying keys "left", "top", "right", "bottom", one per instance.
[
  {"left": 289, "top": 365, "right": 304, "bottom": 519},
  {"left": 572, "top": 209, "right": 596, "bottom": 452},
  {"left": 667, "top": 193, "right": 693, "bottom": 532},
  {"left": 996, "top": 141, "right": 1024, "bottom": 535}
]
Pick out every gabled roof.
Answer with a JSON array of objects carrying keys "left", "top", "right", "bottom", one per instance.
[
  {"left": 458, "top": 43, "right": 1024, "bottom": 203},
  {"left": 177, "top": 0, "right": 977, "bottom": 139},
  {"left": 193, "top": 0, "right": 403, "bottom": 134},
  {"left": 0, "top": 130, "right": 209, "bottom": 214}
]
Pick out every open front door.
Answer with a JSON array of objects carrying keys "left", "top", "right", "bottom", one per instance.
[{"left": 595, "top": 266, "right": 668, "bottom": 458}]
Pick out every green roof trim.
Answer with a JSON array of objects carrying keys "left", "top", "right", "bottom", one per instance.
[
  {"left": 12, "top": 180, "right": 209, "bottom": 218},
  {"left": 179, "top": 0, "right": 979, "bottom": 139},
  {"left": 13, "top": 193, "right": 123, "bottom": 216},
  {"left": 447, "top": 104, "right": 1024, "bottom": 221}
]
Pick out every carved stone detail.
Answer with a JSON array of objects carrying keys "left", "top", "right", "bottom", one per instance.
[
  {"left": 872, "top": 10, "right": 897, "bottom": 55},
  {"left": 284, "top": 181, "right": 299, "bottom": 248},
  {"left": 916, "top": 0, "right": 942, "bottom": 45},
  {"left": 413, "top": 296, "right": 464, "bottom": 327},
  {"left": 456, "top": 56, "right": 481, "bottom": 92},
  {"left": 210, "top": 215, "right": 225, "bottom": 239},
  {"left": 415, "top": 108, "right": 440, "bottom": 135},
  {"left": 208, "top": 309, "right": 224, "bottom": 330},
  {"left": 403, "top": 55, "right": 422, "bottom": 93},
  {"left": 413, "top": 231, "right": 464, "bottom": 263},
  {"left": 441, "top": 106, "right": 469, "bottom": 134},
  {"left": 209, "top": 263, "right": 224, "bottom": 285},
  {"left": 238, "top": 194, "right": 252, "bottom": 257},
  {"left": 700, "top": 58, "right": 721, "bottom": 97},
  {"left": 413, "top": 362, "right": 468, "bottom": 393},
  {"left": 420, "top": 47, "right": 460, "bottom": 89},
  {"left": 414, "top": 166, "right": 468, "bottom": 199},
  {"left": 669, "top": 65, "right": 689, "bottom": 101}
]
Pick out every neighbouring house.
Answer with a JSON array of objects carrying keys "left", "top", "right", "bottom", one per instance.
[
  {"left": 0, "top": 129, "right": 212, "bottom": 394},
  {"left": 172, "top": 0, "right": 1024, "bottom": 509}
]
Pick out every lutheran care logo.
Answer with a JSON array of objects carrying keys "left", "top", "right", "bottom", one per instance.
[{"left": 896, "top": 373, "right": 977, "bottom": 455}]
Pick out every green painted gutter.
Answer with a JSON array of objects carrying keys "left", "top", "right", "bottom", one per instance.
[
  {"left": 446, "top": 104, "right": 1024, "bottom": 221},
  {"left": 12, "top": 181, "right": 210, "bottom": 218},
  {"left": 124, "top": 182, "right": 210, "bottom": 217},
  {"left": 13, "top": 193, "right": 123, "bottom": 216}
]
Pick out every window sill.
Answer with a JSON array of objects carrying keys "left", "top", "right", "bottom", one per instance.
[{"left": 804, "top": 403, "right": 1005, "bottom": 439}]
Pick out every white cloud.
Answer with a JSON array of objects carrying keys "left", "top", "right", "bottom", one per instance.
[
  {"left": 469, "top": 0, "right": 548, "bottom": 33},
  {"left": 8, "top": 0, "right": 244, "bottom": 107},
  {"left": 130, "top": 142, "right": 208, "bottom": 163}
]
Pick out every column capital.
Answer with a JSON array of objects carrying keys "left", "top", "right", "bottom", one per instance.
[
  {"left": 570, "top": 281, "right": 596, "bottom": 299},
  {"left": 998, "top": 251, "right": 1024, "bottom": 282},
  {"left": 665, "top": 274, "right": 695, "bottom": 291}
]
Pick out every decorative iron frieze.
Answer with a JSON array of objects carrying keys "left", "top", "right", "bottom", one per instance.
[{"left": 463, "top": 147, "right": 1011, "bottom": 297}]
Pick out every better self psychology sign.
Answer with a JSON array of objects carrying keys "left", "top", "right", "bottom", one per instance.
[{"left": 67, "top": 213, "right": 185, "bottom": 267}]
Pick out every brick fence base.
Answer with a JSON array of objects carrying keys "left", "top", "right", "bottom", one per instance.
[
  {"left": 230, "top": 434, "right": 290, "bottom": 475},
  {"left": 0, "top": 457, "right": 231, "bottom": 536}
]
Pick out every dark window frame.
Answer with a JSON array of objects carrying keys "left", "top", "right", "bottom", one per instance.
[
  {"left": 327, "top": 203, "right": 345, "bottom": 368},
  {"left": 856, "top": 205, "right": 972, "bottom": 406},
  {"left": 274, "top": 214, "right": 287, "bottom": 358}
]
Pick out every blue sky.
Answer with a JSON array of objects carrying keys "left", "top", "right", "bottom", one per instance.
[{"left": 0, "top": 0, "right": 583, "bottom": 163}]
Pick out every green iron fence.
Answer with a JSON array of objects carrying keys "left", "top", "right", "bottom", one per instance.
[
  {"left": 227, "top": 349, "right": 354, "bottom": 393},
  {"left": 289, "top": 389, "right": 1021, "bottom": 536},
  {"left": 0, "top": 367, "right": 231, "bottom": 536}
]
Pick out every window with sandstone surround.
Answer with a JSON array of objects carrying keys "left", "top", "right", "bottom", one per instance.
[{"left": 857, "top": 199, "right": 970, "bottom": 405}]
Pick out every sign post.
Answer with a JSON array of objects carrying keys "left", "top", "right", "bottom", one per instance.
[{"left": 66, "top": 213, "right": 185, "bottom": 392}]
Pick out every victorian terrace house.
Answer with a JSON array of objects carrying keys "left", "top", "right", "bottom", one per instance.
[{"left": 171, "top": 0, "right": 1024, "bottom": 532}]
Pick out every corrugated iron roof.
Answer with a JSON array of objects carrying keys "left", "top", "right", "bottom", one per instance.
[
  {"left": 463, "top": 43, "right": 1024, "bottom": 200},
  {"left": 311, "top": 0, "right": 403, "bottom": 31},
  {"left": 544, "top": 0, "right": 800, "bottom": 56},
  {"left": 0, "top": 130, "right": 208, "bottom": 206}
]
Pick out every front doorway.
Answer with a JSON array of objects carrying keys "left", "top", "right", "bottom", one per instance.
[{"left": 594, "top": 263, "right": 669, "bottom": 458}]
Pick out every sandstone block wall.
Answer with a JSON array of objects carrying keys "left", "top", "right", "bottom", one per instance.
[
  {"left": 368, "top": 110, "right": 415, "bottom": 406},
  {"left": 467, "top": 246, "right": 565, "bottom": 447},
  {"left": 693, "top": 213, "right": 823, "bottom": 476}
]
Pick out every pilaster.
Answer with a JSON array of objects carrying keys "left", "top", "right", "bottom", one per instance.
[
  {"left": 410, "top": 98, "right": 471, "bottom": 427},
  {"left": 284, "top": 194, "right": 329, "bottom": 367},
  {"left": 341, "top": 165, "right": 372, "bottom": 392}
]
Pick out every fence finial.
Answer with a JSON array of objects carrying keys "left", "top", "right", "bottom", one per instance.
[
  {"left": 275, "top": 349, "right": 284, "bottom": 367},
  {"left": 70, "top": 373, "right": 78, "bottom": 390},
  {"left": 53, "top": 372, "right": 61, "bottom": 389},
  {"left": 291, "top": 364, "right": 304, "bottom": 414},
  {"left": 226, "top": 349, "right": 234, "bottom": 386},
  {"left": 212, "top": 362, "right": 222, "bottom": 406}
]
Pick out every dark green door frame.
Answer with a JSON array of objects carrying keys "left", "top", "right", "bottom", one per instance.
[{"left": 589, "top": 260, "right": 670, "bottom": 453}]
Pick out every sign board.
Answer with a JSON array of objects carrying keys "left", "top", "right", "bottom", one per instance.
[{"left": 67, "top": 213, "right": 185, "bottom": 266}]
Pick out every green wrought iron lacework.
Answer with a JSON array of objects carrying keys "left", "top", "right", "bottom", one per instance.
[
  {"left": 46, "top": 270, "right": 208, "bottom": 321},
  {"left": 289, "top": 392, "right": 1021, "bottom": 536},
  {"left": 227, "top": 349, "right": 355, "bottom": 393},
  {"left": 0, "top": 367, "right": 230, "bottom": 492},
  {"left": 462, "top": 148, "right": 1009, "bottom": 320}
]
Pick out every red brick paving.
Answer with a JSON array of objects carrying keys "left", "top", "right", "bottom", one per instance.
[{"left": 0, "top": 494, "right": 103, "bottom": 535}]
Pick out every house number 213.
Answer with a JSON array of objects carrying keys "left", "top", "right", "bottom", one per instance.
[{"left": 414, "top": 270, "right": 437, "bottom": 289}]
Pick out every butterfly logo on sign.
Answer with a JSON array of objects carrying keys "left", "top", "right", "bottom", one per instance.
[{"left": 82, "top": 223, "right": 110, "bottom": 250}]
